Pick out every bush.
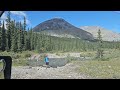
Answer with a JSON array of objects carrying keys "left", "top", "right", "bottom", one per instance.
[
  {"left": 12, "top": 54, "right": 21, "bottom": 59},
  {"left": 40, "top": 47, "right": 46, "bottom": 53},
  {"left": 24, "top": 54, "right": 31, "bottom": 58},
  {"left": 95, "top": 57, "right": 110, "bottom": 61},
  {"left": 66, "top": 55, "right": 76, "bottom": 63},
  {"left": 56, "top": 53, "right": 60, "bottom": 56},
  {"left": 13, "top": 59, "right": 28, "bottom": 66}
]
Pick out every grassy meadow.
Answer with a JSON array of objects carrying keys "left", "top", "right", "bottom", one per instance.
[{"left": 72, "top": 49, "right": 120, "bottom": 79}]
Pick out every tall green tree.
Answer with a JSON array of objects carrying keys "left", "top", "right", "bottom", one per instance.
[
  {"left": 17, "top": 22, "right": 23, "bottom": 52},
  {"left": 26, "top": 28, "right": 31, "bottom": 50},
  {"left": 23, "top": 16, "right": 27, "bottom": 50},
  {"left": 0, "top": 19, "right": 2, "bottom": 50},
  {"left": 1, "top": 21, "right": 6, "bottom": 51},
  {"left": 11, "top": 20, "right": 18, "bottom": 52},
  {"left": 96, "top": 29, "right": 104, "bottom": 59},
  {"left": 6, "top": 11, "right": 11, "bottom": 51},
  {"left": 30, "top": 28, "right": 34, "bottom": 50}
]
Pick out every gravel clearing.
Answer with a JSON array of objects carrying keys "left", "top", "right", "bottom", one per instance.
[
  {"left": 11, "top": 63, "right": 90, "bottom": 79},
  {"left": 11, "top": 53, "right": 92, "bottom": 79}
]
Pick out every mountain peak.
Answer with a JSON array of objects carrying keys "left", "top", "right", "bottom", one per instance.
[
  {"left": 33, "top": 18, "right": 94, "bottom": 40},
  {"left": 33, "top": 18, "right": 75, "bottom": 31},
  {"left": 52, "top": 17, "right": 64, "bottom": 20},
  {"left": 48, "top": 17, "right": 66, "bottom": 22}
]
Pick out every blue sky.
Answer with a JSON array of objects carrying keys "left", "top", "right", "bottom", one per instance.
[{"left": 1, "top": 11, "right": 120, "bottom": 33}]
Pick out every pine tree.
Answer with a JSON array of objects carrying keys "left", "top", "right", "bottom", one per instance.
[
  {"left": 23, "top": 16, "right": 27, "bottom": 51},
  {"left": 24, "top": 31, "right": 27, "bottom": 51},
  {"left": 10, "top": 21, "right": 14, "bottom": 51},
  {"left": 6, "top": 11, "right": 11, "bottom": 51},
  {"left": 27, "top": 28, "right": 33, "bottom": 51},
  {"left": 1, "top": 21, "right": 6, "bottom": 51},
  {"left": 30, "top": 28, "right": 34, "bottom": 50},
  {"left": 33, "top": 33, "right": 38, "bottom": 51},
  {"left": 0, "top": 19, "right": 2, "bottom": 50},
  {"left": 17, "top": 22, "right": 22, "bottom": 52},
  {"left": 96, "top": 29, "right": 104, "bottom": 59},
  {"left": 20, "top": 22, "right": 24, "bottom": 51},
  {"left": 27, "top": 28, "right": 31, "bottom": 50},
  {"left": 11, "top": 20, "right": 17, "bottom": 52},
  {"left": 36, "top": 34, "right": 41, "bottom": 52}
]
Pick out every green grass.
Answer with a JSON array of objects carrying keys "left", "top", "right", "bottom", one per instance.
[
  {"left": 73, "top": 49, "right": 120, "bottom": 79},
  {"left": 0, "top": 72, "right": 4, "bottom": 79},
  {"left": 0, "top": 51, "right": 37, "bottom": 66},
  {"left": 74, "top": 60, "right": 120, "bottom": 79},
  {"left": 80, "top": 51, "right": 96, "bottom": 57}
]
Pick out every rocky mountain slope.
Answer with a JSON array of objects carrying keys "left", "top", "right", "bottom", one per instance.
[
  {"left": 80, "top": 26, "right": 120, "bottom": 41},
  {"left": 33, "top": 18, "right": 94, "bottom": 40}
]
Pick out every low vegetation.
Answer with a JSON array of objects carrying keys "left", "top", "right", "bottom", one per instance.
[
  {"left": 0, "top": 51, "right": 36, "bottom": 66},
  {"left": 72, "top": 49, "right": 120, "bottom": 79},
  {"left": 74, "top": 60, "right": 120, "bottom": 79}
]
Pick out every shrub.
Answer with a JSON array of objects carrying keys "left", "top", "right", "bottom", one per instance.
[
  {"left": 56, "top": 53, "right": 60, "bottom": 56},
  {"left": 40, "top": 47, "right": 46, "bottom": 53},
  {"left": 12, "top": 54, "right": 21, "bottom": 59},
  {"left": 24, "top": 54, "right": 31, "bottom": 58}
]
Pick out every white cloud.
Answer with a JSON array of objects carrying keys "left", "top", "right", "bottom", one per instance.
[
  {"left": 0, "top": 19, "right": 7, "bottom": 29},
  {"left": 1, "top": 11, "right": 27, "bottom": 20},
  {"left": 20, "top": 19, "right": 32, "bottom": 27},
  {"left": 0, "top": 12, "right": 7, "bottom": 29},
  {"left": 11, "top": 11, "right": 31, "bottom": 27},
  {"left": 10, "top": 11, "right": 26, "bottom": 17},
  {"left": 1, "top": 12, "right": 7, "bottom": 20},
  {"left": 0, "top": 11, "right": 31, "bottom": 29}
]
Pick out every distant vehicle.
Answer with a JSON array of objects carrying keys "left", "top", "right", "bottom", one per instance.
[{"left": 0, "top": 11, "right": 12, "bottom": 79}]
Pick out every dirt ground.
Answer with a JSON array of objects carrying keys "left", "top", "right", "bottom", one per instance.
[
  {"left": 11, "top": 62, "right": 90, "bottom": 79},
  {"left": 11, "top": 53, "right": 91, "bottom": 79}
]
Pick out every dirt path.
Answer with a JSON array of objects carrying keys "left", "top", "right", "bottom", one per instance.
[{"left": 11, "top": 63, "right": 90, "bottom": 79}]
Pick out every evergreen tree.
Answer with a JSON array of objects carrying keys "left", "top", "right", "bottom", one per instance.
[
  {"left": 6, "top": 11, "right": 11, "bottom": 51},
  {"left": 96, "top": 29, "right": 104, "bottom": 59},
  {"left": 0, "top": 19, "right": 2, "bottom": 50},
  {"left": 20, "top": 22, "right": 24, "bottom": 50},
  {"left": 11, "top": 20, "right": 17, "bottom": 52},
  {"left": 30, "top": 28, "right": 34, "bottom": 50},
  {"left": 24, "top": 31, "right": 27, "bottom": 51},
  {"left": 26, "top": 28, "right": 31, "bottom": 50},
  {"left": 17, "top": 22, "right": 22, "bottom": 52},
  {"left": 36, "top": 34, "right": 41, "bottom": 52},
  {"left": 23, "top": 16, "right": 27, "bottom": 50},
  {"left": 1, "top": 21, "right": 6, "bottom": 51}
]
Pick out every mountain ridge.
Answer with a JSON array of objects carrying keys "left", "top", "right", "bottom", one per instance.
[
  {"left": 80, "top": 26, "right": 120, "bottom": 41},
  {"left": 33, "top": 18, "right": 94, "bottom": 40}
]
